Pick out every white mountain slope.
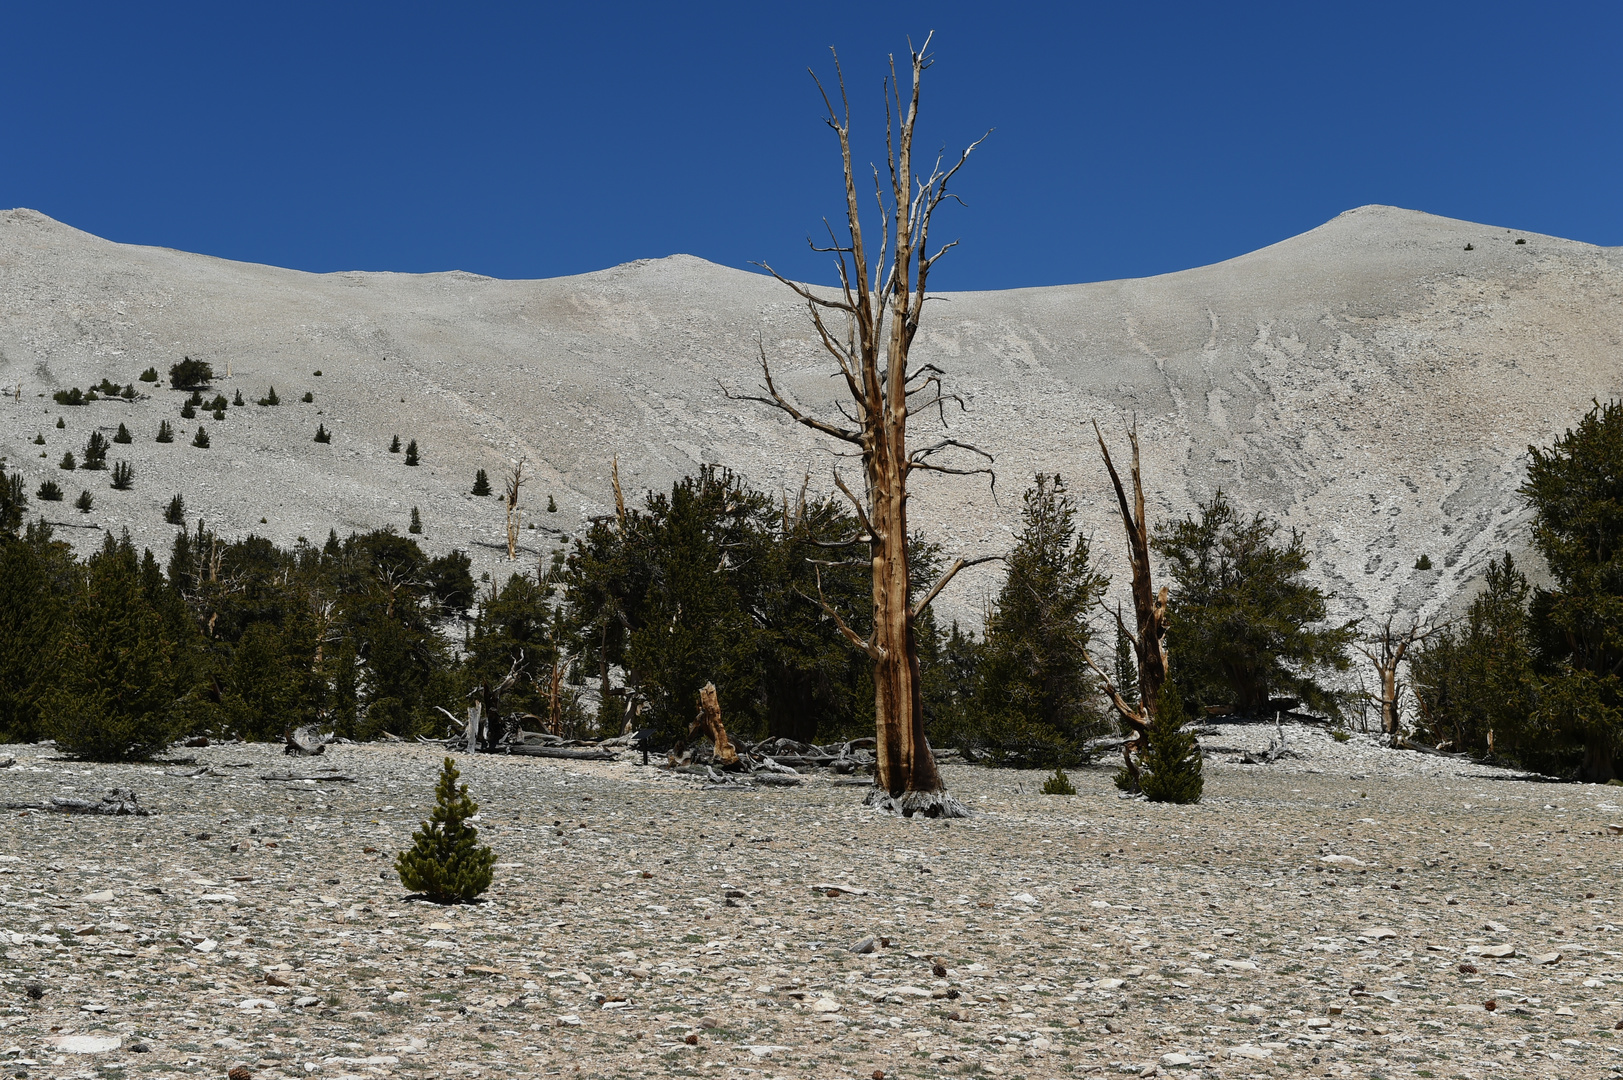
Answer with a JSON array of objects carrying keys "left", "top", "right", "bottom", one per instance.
[{"left": 2, "top": 205, "right": 1619, "bottom": 629}]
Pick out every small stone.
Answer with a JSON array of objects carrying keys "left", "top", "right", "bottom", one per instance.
[
  {"left": 1481, "top": 944, "right": 1516, "bottom": 958},
  {"left": 81, "top": 890, "right": 115, "bottom": 903},
  {"left": 1161, "top": 1052, "right": 1194, "bottom": 1066},
  {"left": 1534, "top": 952, "right": 1562, "bottom": 965},
  {"left": 294, "top": 995, "right": 321, "bottom": 1008},
  {"left": 811, "top": 998, "right": 841, "bottom": 1013},
  {"left": 237, "top": 998, "right": 278, "bottom": 1011},
  {"left": 1227, "top": 1044, "right": 1272, "bottom": 1060},
  {"left": 1012, "top": 892, "right": 1037, "bottom": 904},
  {"left": 1304, "top": 1018, "right": 1332, "bottom": 1029},
  {"left": 1584, "top": 978, "right": 1605, "bottom": 988},
  {"left": 557, "top": 1014, "right": 582, "bottom": 1026},
  {"left": 849, "top": 936, "right": 877, "bottom": 954},
  {"left": 198, "top": 892, "right": 237, "bottom": 903},
  {"left": 49, "top": 1035, "right": 120, "bottom": 1054},
  {"left": 193, "top": 938, "right": 218, "bottom": 953},
  {"left": 1360, "top": 928, "right": 1397, "bottom": 940},
  {"left": 1484, "top": 921, "right": 1510, "bottom": 933}
]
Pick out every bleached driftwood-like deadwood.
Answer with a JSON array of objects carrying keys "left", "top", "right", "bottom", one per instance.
[{"left": 283, "top": 724, "right": 330, "bottom": 757}]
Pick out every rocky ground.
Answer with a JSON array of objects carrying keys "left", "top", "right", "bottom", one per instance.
[{"left": 1, "top": 726, "right": 1620, "bottom": 1080}]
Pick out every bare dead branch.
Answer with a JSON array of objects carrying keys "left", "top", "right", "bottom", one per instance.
[{"left": 911, "top": 554, "right": 1003, "bottom": 618}]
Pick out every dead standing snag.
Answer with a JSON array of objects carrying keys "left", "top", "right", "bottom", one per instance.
[
  {"left": 731, "top": 37, "right": 991, "bottom": 818},
  {"left": 1080, "top": 422, "right": 1170, "bottom": 793}
]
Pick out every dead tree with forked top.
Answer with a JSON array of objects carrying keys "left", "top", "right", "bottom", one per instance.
[
  {"left": 729, "top": 36, "right": 993, "bottom": 817},
  {"left": 1080, "top": 422, "right": 1170, "bottom": 793}
]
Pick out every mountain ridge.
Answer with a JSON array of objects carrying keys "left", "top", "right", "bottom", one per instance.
[{"left": 3, "top": 204, "right": 1620, "bottom": 632}]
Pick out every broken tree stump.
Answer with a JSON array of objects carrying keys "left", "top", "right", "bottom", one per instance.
[{"left": 691, "top": 682, "right": 739, "bottom": 768}]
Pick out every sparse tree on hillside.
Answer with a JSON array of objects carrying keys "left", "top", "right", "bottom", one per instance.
[
  {"left": 732, "top": 37, "right": 992, "bottom": 817},
  {"left": 168, "top": 357, "right": 213, "bottom": 390},
  {"left": 472, "top": 469, "right": 491, "bottom": 497},
  {"left": 504, "top": 460, "right": 527, "bottom": 561}
]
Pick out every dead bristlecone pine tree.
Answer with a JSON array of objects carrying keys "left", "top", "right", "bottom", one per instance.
[
  {"left": 395, "top": 757, "right": 496, "bottom": 903},
  {"left": 733, "top": 36, "right": 994, "bottom": 818}
]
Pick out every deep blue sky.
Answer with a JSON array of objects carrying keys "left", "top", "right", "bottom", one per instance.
[{"left": 4, "top": 2, "right": 1619, "bottom": 290}]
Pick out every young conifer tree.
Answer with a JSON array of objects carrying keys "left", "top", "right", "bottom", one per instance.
[
  {"left": 1136, "top": 678, "right": 1203, "bottom": 804},
  {"left": 471, "top": 469, "right": 491, "bottom": 496},
  {"left": 395, "top": 757, "right": 496, "bottom": 903}
]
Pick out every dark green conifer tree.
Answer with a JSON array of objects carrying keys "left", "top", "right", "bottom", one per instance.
[
  {"left": 972, "top": 474, "right": 1109, "bottom": 765},
  {"left": 1137, "top": 678, "right": 1203, "bottom": 804},
  {"left": 471, "top": 469, "right": 491, "bottom": 496},
  {"left": 404, "top": 440, "right": 419, "bottom": 466},
  {"left": 395, "top": 757, "right": 496, "bottom": 903},
  {"left": 47, "top": 532, "right": 183, "bottom": 760}
]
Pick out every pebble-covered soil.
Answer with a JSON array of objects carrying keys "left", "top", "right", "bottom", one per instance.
[{"left": 2, "top": 724, "right": 1621, "bottom": 1080}]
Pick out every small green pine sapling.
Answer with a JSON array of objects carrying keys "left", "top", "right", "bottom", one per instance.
[
  {"left": 1138, "top": 679, "right": 1203, "bottom": 805},
  {"left": 301, "top": 391, "right": 313, "bottom": 403},
  {"left": 187, "top": 390, "right": 203, "bottom": 407},
  {"left": 164, "top": 493, "right": 185, "bottom": 525},
  {"left": 313, "top": 369, "right": 322, "bottom": 376},
  {"left": 409, "top": 507, "right": 423, "bottom": 534},
  {"left": 110, "top": 461, "right": 133, "bottom": 491},
  {"left": 59, "top": 451, "right": 76, "bottom": 470},
  {"left": 37, "top": 480, "right": 62, "bottom": 502},
  {"left": 233, "top": 390, "right": 245, "bottom": 406},
  {"left": 389, "top": 435, "right": 401, "bottom": 453},
  {"left": 314, "top": 424, "right": 331, "bottom": 443},
  {"left": 33, "top": 433, "right": 45, "bottom": 445},
  {"left": 180, "top": 402, "right": 196, "bottom": 419},
  {"left": 138, "top": 367, "right": 159, "bottom": 383},
  {"left": 404, "top": 440, "right": 419, "bottom": 466},
  {"left": 120, "top": 384, "right": 136, "bottom": 399},
  {"left": 192, "top": 427, "right": 210, "bottom": 449},
  {"left": 209, "top": 394, "right": 228, "bottom": 411},
  {"left": 1414, "top": 554, "right": 1433, "bottom": 570},
  {"left": 75, "top": 490, "right": 93, "bottom": 513},
  {"left": 113, "top": 423, "right": 132, "bottom": 444},
  {"left": 264, "top": 387, "right": 280, "bottom": 406},
  {"left": 156, "top": 420, "right": 174, "bottom": 443},
  {"left": 547, "top": 494, "right": 557, "bottom": 512},
  {"left": 471, "top": 469, "right": 491, "bottom": 496},
  {"left": 55, "top": 417, "right": 65, "bottom": 429},
  {"left": 1041, "top": 768, "right": 1077, "bottom": 795},
  {"left": 395, "top": 757, "right": 496, "bottom": 904}
]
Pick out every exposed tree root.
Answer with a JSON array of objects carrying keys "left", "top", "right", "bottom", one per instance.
[{"left": 864, "top": 787, "right": 970, "bottom": 819}]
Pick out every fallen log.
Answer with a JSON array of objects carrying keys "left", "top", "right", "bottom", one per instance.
[
  {"left": 503, "top": 746, "right": 618, "bottom": 761},
  {"left": 1396, "top": 735, "right": 1469, "bottom": 758},
  {"left": 260, "top": 771, "right": 357, "bottom": 783},
  {"left": 4, "top": 788, "right": 149, "bottom": 815},
  {"left": 751, "top": 773, "right": 803, "bottom": 787}
]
